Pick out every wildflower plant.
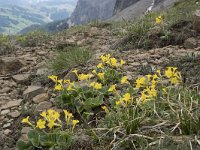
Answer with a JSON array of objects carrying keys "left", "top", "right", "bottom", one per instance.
[{"left": 17, "top": 109, "right": 79, "bottom": 150}]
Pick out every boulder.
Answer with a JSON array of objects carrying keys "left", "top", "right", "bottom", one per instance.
[
  {"left": 0, "top": 57, "right": 23, "bottom": 75},
  {"left": 193, "top": 10, "right": 200, "bottom": 32},
  {"left": 1, "top": 99, "right": 22, "bottom": 110},
  {"left": 23, "top": 86, "right": 45, "bottom": 99},
  {"left": 184, "top": 37, "right": 197, "bottom": 49}
]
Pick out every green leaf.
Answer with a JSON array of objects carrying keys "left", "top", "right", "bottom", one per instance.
[
  {"left": 84, "top": 95, "right": 103, "bottom": 109},
  {"left": 17, "top": 140, "right": 33, "bottom": 150},
  {"left": 40, "top": 134, "right": 54, "bottom": 147},
  {"left": 27, "top": 130, "right": 40, "bottom": 148}
]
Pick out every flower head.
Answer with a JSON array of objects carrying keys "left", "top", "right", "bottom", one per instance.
[
  {"left": 120, "top": 59, "right": 126, "bottom": 66},
  {"left": 72, "top": 120, "right": 79, "bottom": 130},
  {"left": 97, "top": 63, "right": 104, "bottom": 69},
  {"left": 108, "top": 84, "right": 116, "bottom": 92},
  {"left": 36, "top": 119, "right": 46, "bottom": 129},
  {"left": 21, "top": 116, "right": 34, "bottom": 127},
  {"left": 97, "top": 73, "right": 104, "bottom": 80},
  {"left": 156, "top": 15, "right": 163, "bottom": 24},
  {"left": 101, "top": 106, "right": 109, "bottom": 113},
  {"left": 121, "top": 76, "right": 130, "bottom": 84}
]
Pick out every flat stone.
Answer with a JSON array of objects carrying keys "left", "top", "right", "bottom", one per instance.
[
  {"left": 12, "top": 74, "right": 30, "bottom": 84},
  {"left": 36, "top": 101, "right": 52, "bottom": 111},
  {"left": 0, "top": 109, "right": 10, "bottom": 115},
  {"left": 8, "top": 111, "right": 20, "bottom": 118},
  {"left": 1, "top": 99, "right": 22, "bottom": 110},
  {"left": 21, "top": 127, "right": 32, "bottom": 134},
  {"left": 4, "top": 129, "right": 12, "bottom": 135},
  {"left": 0, "top": 87, "right": 11, "bottom": 93},
  {"left": 33, "top": 93, "right": 49, "bottom": 103},
  {"left": 23, "top": 86, "right": 45, "bottom": 99}
]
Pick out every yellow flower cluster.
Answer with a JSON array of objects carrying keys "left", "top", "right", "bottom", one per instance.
[
  {"left": 165, "top": 67, "right": 181, "bottom": 84},
  {"left": 116, "top": 93, "right": 133, "bottom": 107},
  {"left": 90, "top": 82, "right": 102, "bottom": 90},
  {"left": 48, "top": 75, "right": 75, "bottom": 91},
  {"left": 21, "top": 109, "right": 79, "bottom": 131},
  {"left": 100, "top": 53, "right": 126, "bottom": 68},
  {"left": 156, "top": 15, "right": 163, "bottom": 24}
]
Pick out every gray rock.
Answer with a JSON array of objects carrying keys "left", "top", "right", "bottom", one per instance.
[
  {"left": 64, "top": 69, "right": 78, "bottom": 82},
  {"left": 36, "top": 68, "right": 48, "bottom": 76},
  {"left": 4, "top": 129, "right": 11, "bottom": 135},
  {"left": 8, "top": 111, "right": 20, "bottom": 118},
  {"left": 193, "top": 10, "right": 200, "bottom": 32},
  {"left": 0, "top": 57, "right": 23, "bottom": 75},
  {"left": 0, "top": 109, "right": 10, "bottom": 115},
  {"left": 3, "top": 123, "right": 11, "bottom": 128},
  {"left": 23, "top": 86, "right": 45, "bottom": 99},
  {"left": 1, "top": 99, "right": 22, "bottom": 110},
  {"left": 184, "top": 38, "right": 197, "bottom": 49},
  {"left": 12, "top": 74, "right": 30, "bottom": 84},
  {"left": 36, "top": 101, "right": 52, "bottom": 111},
  {"left": 33, "top": 93, "right": 49, "bottom": 104}
]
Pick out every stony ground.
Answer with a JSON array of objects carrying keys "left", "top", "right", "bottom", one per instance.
[{"left": 0, "top": 26, "right": 200, "bottom": 149}]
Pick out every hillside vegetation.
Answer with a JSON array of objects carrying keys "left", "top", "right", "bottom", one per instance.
[{"left": 0, "top": 0, "right": 200, "bottom": 150}]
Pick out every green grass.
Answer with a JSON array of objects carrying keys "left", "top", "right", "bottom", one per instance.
[{"left": 50, "top": 46, "right": 93, "bottom": 71}]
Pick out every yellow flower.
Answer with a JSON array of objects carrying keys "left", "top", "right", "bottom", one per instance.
[
  {"left": 78, "top": 74, "right": 94, "bottom": 81},
  {"left": 141, "top": 91, "right": 148, "bottom": 102},
  {"left": 121, "top": 76, "right": 130, "bottom": 84},
  {"left": 135, "top": 77, "right": 146, "bottom": 88},
  {"left": 63, "top": 109, "right": 73, "bottom": 123},
  {"left": 94, "top": 82, "right": 102, "bottom": 90},
  {"left": 67, "top": 82, "right": 75, "bottom": 91},
  {"left": 97, "top": 63, "right": 104, "bottom": 69},
  {"left": 90, "top": 82, "right": 95, "bottom": 87},
  {"left": 101, "top": 106, "right": 109, "bottom": 113},
  {"left": 97, "top": 73, "right": 104, "bottom": 80},
  {"left": 72, "top": 120, "right": 79, "bottom": 130},
  {"left": 64, "top": 79, "right": 70, "bottom": 84},
  {"left": 123, "top": 93, "right": 131, "bottom": 101},
  {"left": 120, "top": 59, "right": 126, "bottom": 66},
  {"left": 110, "top": 58, "right": 117, "bottom": 67},
  {"left": 48, "top": 75, "right": 58, "bottom": 82},
  {"left": 156, "top": 15, "right": 163, "bottom": 24},
  {"left": 21, "top": 116, "right": 34, "bottom": 127},
  {"left": 72, "top": 69, "right": 79, "bottom": 76},
  {"left": 165, "top": 67, "right": 181, "bottom": 84},
  {"left": 101, "top": 54, "right": 111, "bottom": 63},
  {"left": 40, "top": 111, "right": 47, "bottom": 120},
  {"left": 92, "top": 70, "right": 97, "bottom": 74},
  {"left": 108, "top": 84, "right": 116, "bottom": 92},
  {"left": 116, "top": 100, "right": 122, "bottom": 106},
  {"left": 47, "top": 121, "right": 55, "bottom": 129},
  {"left": 36, "top": 119, "right": 46, "bottom": 129},
  {"left": 55, "top": 84, "right": 63, "bottom": 91}
]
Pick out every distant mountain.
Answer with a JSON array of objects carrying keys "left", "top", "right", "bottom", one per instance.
[{"left": 0, "top": 0, "right": 77, "bottom": 34}]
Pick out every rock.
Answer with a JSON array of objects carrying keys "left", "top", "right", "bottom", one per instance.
[
  {"left": 0, "top": 109, "right": 10, "bottom": 115},
  {"left": 129, "top": 62, "right": 141, "bottom": 67},
  {"left": 33, "top": 93, "right": 49, "bottom": 103},
  {"left": 23, "top": 86, "right": 45, "bottom": 99},
  {"left": 8, "top": 111, "right": 20, "bottom": 118},
  {"left": 4, "top": 129, "right": 11, "bottom": 135},
  {"left": 12, "top": 74, "right": 30, "bottom": 84},
  {"left": 0, "top": 87, "right": 11, "bottom": 93},
  {"left": 193, "top": 10, "right": 200, "bottom": 32},
  {"left": 3, "top": 123, "right": 11, "bottom": 128},
  {"left": 36, "top": 101, "right": 52, "bottom": 111},
  {"left": 1, "top": 99, "right": 22, "bottom": 110},
  {"left": 21, "top": 127, "right": 32, "bottom": 134},
  {"left": 0, "top": 57, "right": 23, "bottom": 75},
  {"left": 36, "top": 68, "right": 48, "bottom": 76},
  {"left": 64, "top": 69, "right": 78, "bottom": 82},
  {"left": 20, "top": 134, "right": 28, "bottom": 141},
  {"left": 184, "top": 38, "right": 197, "bottom": 49}
]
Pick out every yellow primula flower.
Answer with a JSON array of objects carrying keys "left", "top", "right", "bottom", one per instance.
[
  {"left": 64, "top": 79, "right": 70, "bottom": 84},
  {"left": 90, "top": 82, "right": 95, "bottom": 87},
  {"left": 92, "top": 70, "right": 97, "bottom": 74},
  {"left": 72, "top": 69, "right": 79, "bottom": 77},
  {"left": 40, "top": 111, "right": 47, "bottom": 120},
  {"left": 21, "top": 116, "right": 34, "bottom": 127},
  {"left": 101, "top": 106, "right": 109, "bottom": 113},
  {"left": 97, "top": 63, "right": 104, "bottom": 69},
  {"left": 101, "top": 54, "right": 111, "bottom": 63},
  {"left": 97, "top": 73, "right": 104, "bottom": 80},
  {"left": 94, "top": 82, "right": 102, "bottom": 90},
  {"left": 156, "top": 15, "right": 163, "bottom": 24},
  {"left": 120, "top": 59, "right": 126, "bottom": 66},
  {"left": 135, "top": 77, "right": 146, "bottom": 88},
  {"left": 36, "top": 119, "right": 46, "bottom": 129},
  {"left": 110, "top": 58, "right": 117, "bottom": 67},
  {"left": 48, "top": 75, "right": 58, "bottom": 83},
  {"left": 121, "top": 76, "right": 130, "bottom": 84},
  {"left": 72, "top": 120, "right": 79, "bottom": 130},
  {"left": 123, "top": 93, "right": 131, "bottom": 101},
  {"left": 63, "top": 109, "right": 73, "bottom": 123},
  {"left": 55, "top": 84, "right": 63, "bottom": 91},
  {"left": 108, "top": 84, "right": 116, "bottom": 92}
]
